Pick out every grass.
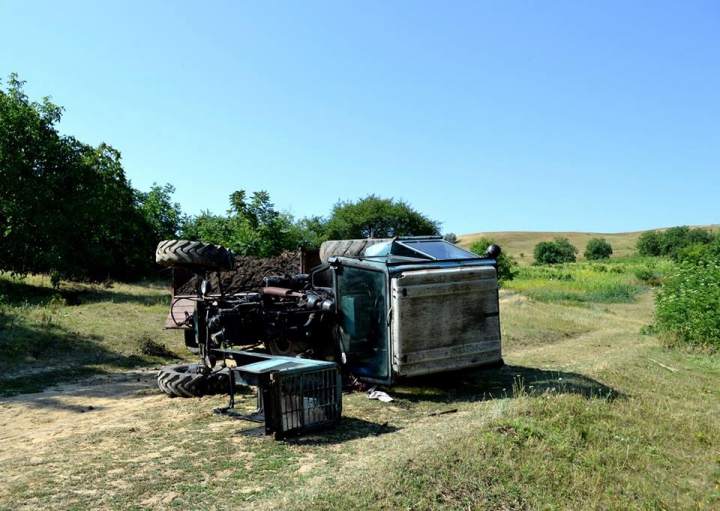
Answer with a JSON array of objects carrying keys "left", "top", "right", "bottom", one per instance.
[
  {"left": 0, "top": 263, "right": 719, "bottom": 510},
  {"left": 504, "top": 257, "right": 675, "bottom": 306}
]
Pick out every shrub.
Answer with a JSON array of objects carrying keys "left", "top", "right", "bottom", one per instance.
[
  {"left": 676, "top": 243, "right": 713, "bottom": 266},
  {"left": 469, "top": 238, "right": 518, "bottom": 286},
  {"left": 637, "top": 231, "right": 662, "bottom": 256},
  {"left": 584, "top": 238, "right": 613, "bottom": 260},
  {"left": 655, "top": 258, "right": 720, "bottom": 350},
  {"left": 533, "top": 237, "right": 578, "bottom": 265},
  {"left": 637, "top": 226, "right": 717, "bottom": 261}
]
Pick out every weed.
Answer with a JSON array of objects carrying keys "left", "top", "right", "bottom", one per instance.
[{"left": 655, "top": 259, "right": 720, "bottom": 350}]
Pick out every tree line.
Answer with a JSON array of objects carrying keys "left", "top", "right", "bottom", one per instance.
[{"left": 0, "top": 76, "right": 440, "bottom": 284}]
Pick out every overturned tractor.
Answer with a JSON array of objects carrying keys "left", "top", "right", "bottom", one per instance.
[{"left": 156, "top": 237, "right": 503, "bottom": 438}]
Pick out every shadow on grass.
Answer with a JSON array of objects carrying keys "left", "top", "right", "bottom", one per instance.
[
  {"left": 76, "top": 287, "right": 171, "bottom": 307},
  {"left": 0, "top": 277, "right": 57, "bottom": 305},
  {"left": 0, "top": 276, "right": 172, "bottom": 307},
  {"left": 0, "top": 316, "right": 179, "bottom": 396},
  {"left": 389, "top": 364, "right": 623, "bottom": 404},
  {"left": 282, "top": 417, "right": 401, "bottom": 446}
]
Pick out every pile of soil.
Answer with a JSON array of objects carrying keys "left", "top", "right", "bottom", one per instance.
[{"left": 176, "top": 251, "right": 302, "bottom": 295}]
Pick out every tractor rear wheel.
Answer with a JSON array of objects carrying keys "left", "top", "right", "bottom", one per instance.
[
  {"left": 157, "top": 364, "right": 230, "bottom": 398},
  {"left": 155, "top": 240, "right": 235, "bottom": 271}
]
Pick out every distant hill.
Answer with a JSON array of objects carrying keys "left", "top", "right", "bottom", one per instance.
[{"left": 457, "top": 224, "right": 719, "bottom": 264}]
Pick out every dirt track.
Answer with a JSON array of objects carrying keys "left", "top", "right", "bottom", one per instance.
[{"left": 0, "top": 370, "right": 163, "bottom": 464}]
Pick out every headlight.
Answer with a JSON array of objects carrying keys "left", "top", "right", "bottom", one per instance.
[{"left": 200, "top": 279, "right": 212, "bottom": 296}]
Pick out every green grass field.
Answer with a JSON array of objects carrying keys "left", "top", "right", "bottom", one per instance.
[{"left": 0, "top": 250, "right": 718, "bottom": 510}]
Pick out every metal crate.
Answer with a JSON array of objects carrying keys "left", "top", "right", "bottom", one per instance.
[
  {"left": 265, "top": 366, "right": 342, "bottom": 439},
  {"left": 214, "top": 349, "right": 342, "bottom": 439}
]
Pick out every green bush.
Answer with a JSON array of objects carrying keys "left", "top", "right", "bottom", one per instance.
[
  {"left": 636, "top": 226, "right": 717, "bottom": 261},
  {"left": 584, "top": 238, "right": 613, "bottom": 260},
  {"left": 655, "top": 259, "right": 720, "bottom": 350},
  {"left": 469, "top": 238, "right": 518, "bottom": 286},
  {"left": 533, "top": 237, "right": 578, "bottom": 265},
  {"left": 637, "top": 231, "right": 662, "bottom": 257}
]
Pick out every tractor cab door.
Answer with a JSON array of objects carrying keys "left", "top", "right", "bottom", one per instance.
[{"left": 334, "top": 265, "right": 391, "bottom": 384}]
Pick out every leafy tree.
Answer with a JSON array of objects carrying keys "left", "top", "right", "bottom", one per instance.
[
  {"left": 181, "top": 211, "right": 234, "bottom": 246},
  {"left": 584, "top": 237, "right": 613, "bottom": 260},
  {"left": 289, "top": 215, "right": 329, "bottom": 249},
  {"left": 0, "top": 74, "right": 155, "bottom": 283},
  {"left": 533, "top": 237, "right": 578, "bottom": 265},
  {"left": 181, "top": 190, "right": 313, "bottom": 258},
  {"left": 687, "top": 227, "right": 715, "bottom": 246},
  {"left": 469, "top": 238, "right": 518, "bottom": 286},
  {"left": 637, "top": 230, "right": 662, "bottom": 256},
  {"left": 226, "top": 190, "right": 300, "bottom": 257},
  {"left": 137, "top": 183, "right": 183, "bottom": 242},
  {"left": 637, "top": 226, "right": 716, "bottom": 260},
  {"left": 324, "top": 195, "right": 440, "bottom": 240},
  {"left": 660, "top": 226, "right": 692, "bottom": 260}
]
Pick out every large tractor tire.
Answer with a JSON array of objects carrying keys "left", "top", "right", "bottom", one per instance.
[
  {"left": 157, "top": 364, "right": 230, "bottom": 398},
  {"left": 319, "top": 239, "right": 391, "bottom": 263},
  {"left": 155, "top": 240, "right": 235, "bottom": 271}
]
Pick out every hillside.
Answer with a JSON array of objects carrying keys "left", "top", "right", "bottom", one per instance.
[{"left": 458, "top": 224, "right": 720, "bottom": 263}]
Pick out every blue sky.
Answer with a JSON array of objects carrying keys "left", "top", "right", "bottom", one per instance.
[{"left": 2, "top": 1, "right": 718, "bottom": 235}]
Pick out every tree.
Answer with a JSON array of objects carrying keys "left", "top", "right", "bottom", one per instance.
[
  {"left": 636, "top": 227, "right": 716, "bottom": 261},
  {"left": 660, "top": 226, "right": 692, "bottom": 260},
  {"left": 533, "top": 237, "right": 578, "bottom": 265},
  {"left": 584, "top": 237, "right": 613, "bottom": 260},
  {"left": 637, "top": 230, "right": 662, "bottom": 256},
  {"left": 469, "top": 238, "right": 518, "bottom": 286},
  {"left": 181, "top": 190, "right": 311, "bottom": 258},
  {"left": 324, "top": 195, "right": 440, "bottom": 240},
  {"left": 289, "top": 215, "right": 328, "bottom": 249},
  {"left": 0, "top": 74, "right": 155, "bottom": 283},
  {"left": 181, "top": 210, "right": 234, "bottom": 247},
  {"left": 137, "top": 183, "right": 183, "bottom": 242}
]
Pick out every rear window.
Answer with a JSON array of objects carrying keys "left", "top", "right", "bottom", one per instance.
[{"left": 397, "top": 240, "right": 479, "bottom": 260}]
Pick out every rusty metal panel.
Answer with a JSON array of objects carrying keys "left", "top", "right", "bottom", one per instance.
[
  {"left": 164, "top": 297, "right": 195, "bottom": 329},
  {"left": 301, "top": 248, "right": 321, "bottom": 273},
  {"left": 391, "top": 266, "right": 502, "bottom": 378}
]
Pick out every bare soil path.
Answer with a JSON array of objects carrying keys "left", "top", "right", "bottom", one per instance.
[{"left": 0, "top": 369, "right": 163, "bottom": 463}]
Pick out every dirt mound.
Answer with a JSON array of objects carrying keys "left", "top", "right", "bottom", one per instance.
[{"left": 177, "top": 252, "right": 302, "bottom": 295}]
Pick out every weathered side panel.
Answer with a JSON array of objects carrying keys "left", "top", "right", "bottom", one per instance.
[{"left": 391, "top": 266, "right": 502, "bottom": 378}]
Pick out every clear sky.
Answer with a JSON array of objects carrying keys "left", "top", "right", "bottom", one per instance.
[{"left": 2, "top": 1, "right": 718, "bottom": 235}]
